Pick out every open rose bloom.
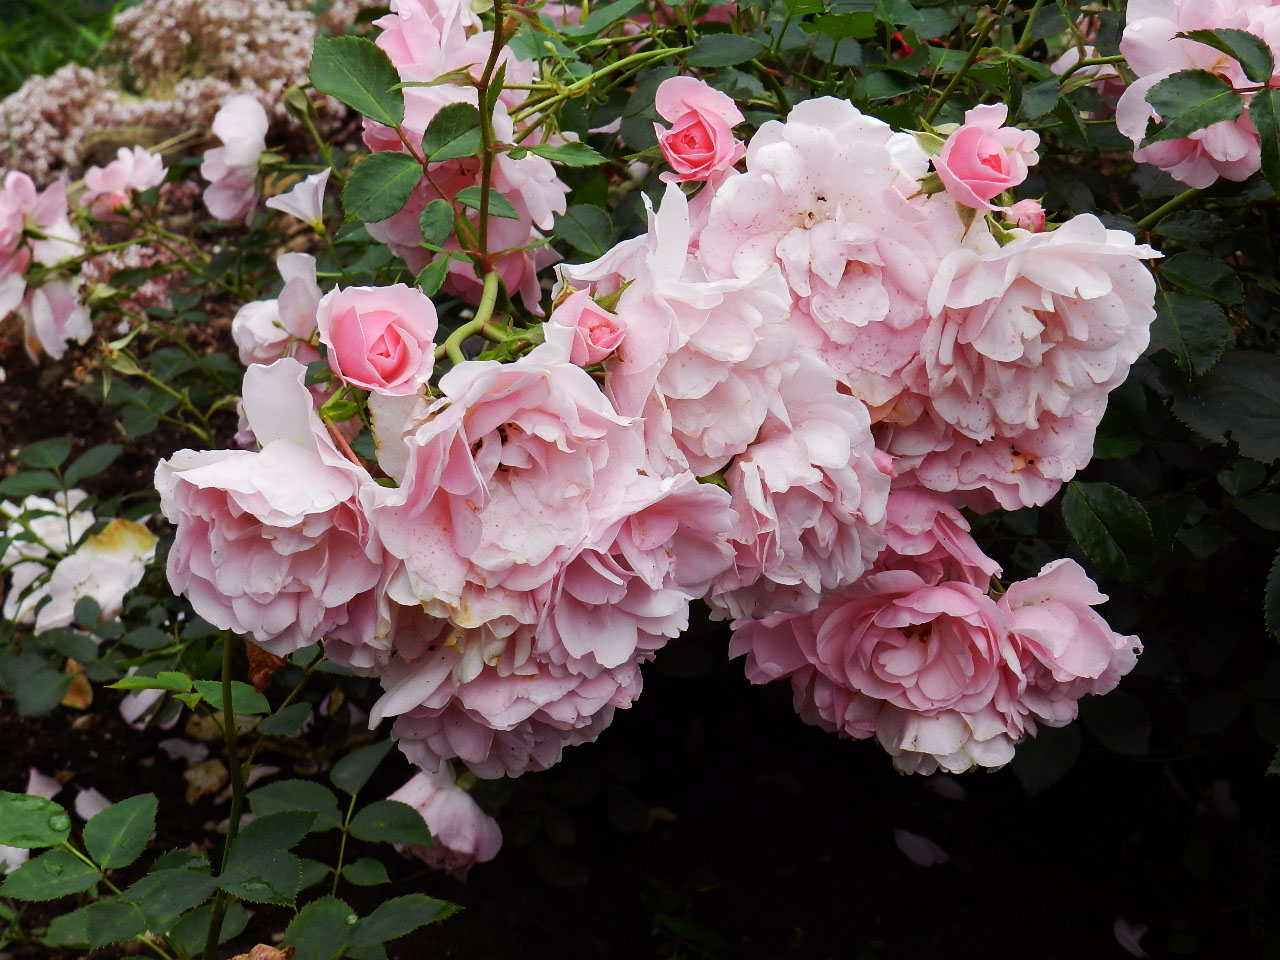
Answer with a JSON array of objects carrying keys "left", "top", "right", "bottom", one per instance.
[{"left": 156, "top": 35, "right": 1158, "bottom": 799}]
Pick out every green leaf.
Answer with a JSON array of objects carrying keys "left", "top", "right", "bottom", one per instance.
[
  {"left": 1079, "top": 689, "right": 1151, "bottom": 755},
  {"left": 249, "top": 780, "right": 342, "bottom": 832},
  {"left": 415, "top": 258, "right": 450, "bottom": 297},
  {"left": 282, "top": 896, "right": 357, "bottom": 960},
  {"left": 15, "top": 671, "right": 72, "bottom": 717},
  {"left": 1249, "top": 87, "right": 1280, "bottom": 198},
  {"left": 799, "top": 13, "right": 876, "bottom": 41},
  {"left": 524, "top": 142, "right": 607, "bottom": 167},
  {"left": 120, "top": 869, "right": 217, "bottom": 934},
  {"left": 854, "top": 69, "right": 920, "bottom": 101},
  {"left": 1173, "top": 351, "right": 1280, "bottom": 463},
  {"left": 1011, "top": 722, "right": 1081, "bottom": 796},
  {"left": 455, "top": 186, "right": 519, "bottom": 220},
  {"left": 169, "top": 902, "right": 248, "bottom": 956},
  {"left": 1267, "top": 547, "right": 1280, "bottom": 638},
  {"left": 190, "top": 679, "right": 270, "bottom": 715},
  {"left": 1142, "top": 69, "right": 1243, "bottom": 147},
  {"left": 0, "top": 471, "right": 60, "bottom": 496},
  {"left": 553, "top": 204, "right": 612, "bottom": 259},
  {"left": 108, "top": 671, "right": 192, "bottom": 694},
  {"left": 83, "top": 794, "right": 156, "bottom": 870},
  {"left": 874, "top": 0, "right": 922, "bottom": 25},
  {"left": 0, "top": 848, "right": 99, "bottom": 900},
  {"left": 1237, "top": 492, "right": 1280, "bottom": 531},
  {"left": 418, "top": 198, "right": 454, "bottom": 247},
  {"left": 421, "top": 102, "right": 481, "bottom": 162},
  {"left": 1061, "top": 481, "right": 1156, "bottom": 582},
  {"left": 46, "top": 899, "right": 147, "bottom": 949},
  {"left": 350, "top": 894, "right": 460, "bottom": 947},
  {"left": 73, "top": 595, "right": 100, "bottom": 629},
  {"left": 257, "top": 701, "right": 312, "bottom": 736},
  {"left": 687, "top": 34, "right": 768, "bottom": 68},
  {"left": 1177, "top": 28, "right": 1275, "bottom": 83},
  {"left": 218, "top": 849, "right": 303, "bottom": 906},
  {"left": 64, "top": 444, "right": 122, "bottom": 486},
  {"left": 342, "top": 152, "right": 422, "bottom": 223},
  {"left": 349, "top": 799, "right": 432, "bottom": 846},
  {"left": 559, "top": 0, "right": 644, "bottom": 37},
  {"left": 299, "top": 857, "right": 333, "bottom": 891},
  {"left": 1148, "top": 290, "right": 1231, "bottom": 377},
  {"left": 1160, "top": 252, "right": 1243, "bottom": 305},
  {"left": 331, "top": 739, "right": 394, "bottom": 796},
  {"left": 0, "top": 792, "right": 71, "bottom": 847},
  {"left": 232, "top": 811, "right": 316, "bottom": 856},
  {"left": 18, "top": 437, "right": 73, "bottom": 470},
  {"left": 343, "top": 857, "right": 390, "bottom": 886},
  {"left": 309, "top": 36, "right": 405, "bottom": 128},
  {"left": 1016, "top": 78, "right": 1060, "bottom": 122}
]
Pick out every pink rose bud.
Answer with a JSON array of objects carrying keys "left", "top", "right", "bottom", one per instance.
[
  {"left": 549, "top": 289, "right": 626, "bottom": 365},
  {"left": 316, "top": 284, "right": 439, "bottom": 397},
  {"left": 652, "top": 76, "right": 745, "bottom": 183},
  {"left": 1004, "top": 198, "right": 1045, "bottom": 232},
  {"left": 932, "top": 104, "right": 1040, "bottom": 210}
]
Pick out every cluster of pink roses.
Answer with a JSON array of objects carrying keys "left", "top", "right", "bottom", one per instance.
[
  {"left": 1116, "top": 0, "right": 1280, "bottom": 187},
  {"left": 157, "top": 18, "right": 1160, "bottom": 859}
]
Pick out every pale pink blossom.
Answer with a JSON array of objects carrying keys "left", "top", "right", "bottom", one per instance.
[
  {"left": 82, "top": 146, "right": 167, "bottom": 219},
  {"left": 1003, "top": 198, "right": 1045, "bottom": 232},
  {"left": 549, "top": 289, "right": 627, "bottom": 366},
  {"left": 653, "top": 76, "right": 745, "bottom": 183},
  {"left": 932, "top": 104, "right": 1039, "bottom": 210},
  {"left": 200, "top": 94, "right": 268, "bottom": 223},
  {"left": 709, "top": 357, "right": 890, "bottom": 620},
  {"left": 156, "top": 358, "right": 382, "bottom": 656},
  {"left": 388, "top": 768, "right": 502, "bottom": 878},
  {"left": 30, "top": 519, "right": 157, "bottom": 634},
  {"left": 18, "top": 280, "right": 91, "bottom": 361},
  {"left": 231, "top": 253, "right": 322, "bottom": 366},
  {"left": 265, "top": 168, "right": 330, "bottom": 226},
  {"left": 1, "top": 491, "right": 95, "bottom": 627},
  {"left": 315, "top": 284, "right": 438, "bottom": 397},
  {"left": 881, "top": 482, "right": 1001, "bottom": 586}
]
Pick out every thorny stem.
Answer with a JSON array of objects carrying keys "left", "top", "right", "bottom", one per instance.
[
  {"left": 923, "top": 0, "right": 1013, "bottom": 125},
  {"left": 475, "top": 0, "right": 507, "bottom": 269},
  {"left": 511, "top": 46, "right": 690, "bottom": 128},
  {"left": 439, "top": 272, "right": 502, "bottom": 363},
  {"left": 1056, "top": 54, "right": 1126, "bottom": 82},
  {"left": 1136, "top": 187, "right": 1203, "bottom": 231},
  {"left": 331, "top": 793, "right": 359, "bottom": 897},
  {"left": 1013, "top": 0, "right": 1045, "bottom": 53},
  {"left": 201, "top": 636, "right": 247, "bottom": 960}
]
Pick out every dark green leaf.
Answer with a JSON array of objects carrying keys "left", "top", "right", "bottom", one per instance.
[
  {"left": 1173, "top": 351, "right": 1280, "bottom": 463},
  {"left": 553, "top": 204, "right": 611, "bottom": 259},
  {"left": 1079, "top": 689, "right": 1151, "bottom": 755},
  {"left": 1237, "top": 492, "right": 1280, "bottom": 531},
  {"left": 108, "top": 671, "right": 192, "bottom": 694},
  {"left": 874, "top": 0, "right": 922, "bottom": 24},
  {"left": 800, "top": 12, "right": 876, "bottom": 41},
  {"left": 73, "top": 596, "right": 100, "bottom": 630},
  {"left": 415, "top": 258, "right": 450, "bottom": 297},
  {"left": 1178, "top": 28, "right": 1274, "bottom": 83},
  {"left": 687, "top": 34, "right": 769, "bottom": 67},
  {"left": 1061, "top": 481, "right": 1156, "bottom": 582},
  {"left": 0, "top": 848, "right": 99, "bottom": 900},
  {"left": 1249, "top": 87, "right": 1280, "bottom": 198},
  {"left": 46, "top": 899, "right": 146, "bottom": 949},
  {"left": 282, "top": 896, "right": 357, "bottom": 960},
  {"left": 559, "top": 0, "right": 644, "bottom": 37},
  {"left": 1268, "top": 746, "right": 1280, "bottom": 775},
  {"left": 310, "top": 36, "right": 405, "bottom": 128},
  {"left": 64, "top": 444, "right": 122, "bottom": 486},
  {"left": 0, "top": 471, "right": 60, "bottom": 496},
  {"left": 299, "top": 857, "right": 333, "bottom": 891},
  {"left": 231, "top": 811, "right": 316, "bottom": 856},
  {"left": 1160, "top": 252, "right": 1243, "bottom": 305},
  {"left": 1187, "top": 689, "right": 1242, "bottom": 734},
  {"left": 18, "top": 438, "right": 73, "bottom": 470},
  {"left": 83, "top": 794, "right": 156, "bottom": 870},
  {"left": 1016, "top": 78, "right": 1060, "bottom": 121},
  {"left": 349, "top": 800, "right": 432, "bottom": 846},
  {"left": 421, "top": 102, "right": 481, "bottom": 162},
  {"left": 1142, "top": 69, "right": 1243, "bottom": 147},
  {"left": 1267, "top": 546, "right": 1280, "bottom": 638},
  {"left": 121, "top": 869, "right": 217, "bottom": 934},
  {"left": 218, "top": 849, "right": 303, "bottom": 906},
  {"left": 168, "top": 902, "right": 248, "bottom": 956},
  {"left": 0, "top": 792, "right": 71, "bottom": 847},
  {"left": 190, "top": 679, "right": 270, "bottom": 715},
  {"left": 16, "top": 670, "right": 72, "bottom": 717},
  {"left": 350, "top": 894, "right": 460, "bottom": 947},
  {"left": 454, "top": 186, "right": 519, "bottom": 220},
  {"left": 331, "top": 739, "right": 394, "bottom": 796},
  {"left": 249, "top": 780, "right": 342, "bottom": 832},
  {"left": 525, "top": 142, "right": 606, "bottom": 167},
  {"left": 342, "top": 152, "right": 422, "bottom": 224},
  {"left": 1153, "top": 209, "right": 1225, "bottom": 242},
  {"left": 1148, "top": 290, "right": 1231, "bottom": 377},
  {"left": 1011, "top": 722, "right": 1081, "bottom": 796},
  {"left": 854, "top": 69, "right": 920, "bottom": 101},
  {"left": 343, "top": 857, "right": 390, "bottom": 886},
  {"left": 258, "top": 702, "right": 312, "bottom": 736},
  {"left": 418, "top": 198, "right": 454, "bottom": 247}
]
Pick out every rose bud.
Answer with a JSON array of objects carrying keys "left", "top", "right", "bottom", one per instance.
[{"left": 653, "top": 76, "right": 745, "bottom": 183}]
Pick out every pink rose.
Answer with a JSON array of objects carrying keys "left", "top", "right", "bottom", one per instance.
[
  {"left": 1003, "top": 198, "right": 1045, "bottom": 232},
  {"left": 387, "top": 769, "right": 502, "bottom": 878},
  {"left": 315, "top": 284, "right": 439, "bottom": 397},
  {"left": 155, "top": 358, "right": 382, "bottom": 657},
  {"left": 82, "top": 146, "right": 166, "bottom": 219},
  {"left": 932, "top": 104, "right": 1040, "bottom": 210},
  {"left": 653, "top": 76, "right": 745, "bottom": 183},
  {"left": 200, "top": 94, "right": 268, "bottom": 224},
  {"left": 549, "top": 289, "right": 626, "bottom": 365}
]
